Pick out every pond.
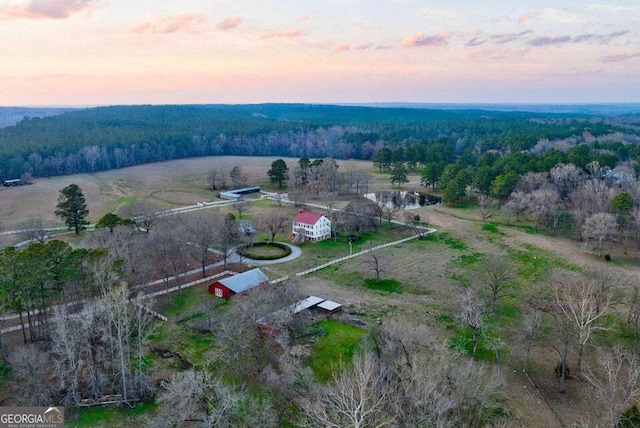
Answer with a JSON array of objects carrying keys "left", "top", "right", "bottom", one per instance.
[{"left": 364, "top": 191, "right": 442, "bottom": 209}]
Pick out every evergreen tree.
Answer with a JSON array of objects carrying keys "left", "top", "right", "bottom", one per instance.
[
  {"left": 55, "top": 184, "right": 90, "bottom": 234},
  {"left": 267, "top": 159, "right": 289, "bottom": 189},
  {"left": 390, "top": 163, "right": 409, "bottom": 188}
]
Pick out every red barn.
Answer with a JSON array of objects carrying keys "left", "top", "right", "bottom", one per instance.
[{"left": 208, "top": 268, "right": 270, "bottom": 299}]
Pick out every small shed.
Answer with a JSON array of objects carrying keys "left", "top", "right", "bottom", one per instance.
[
  {"left": 317, "top": 300, "right": 342, "bottom": 314},
  {"left": 208, "top": 268, "right": 269, "bottom": 299},
  {"left": 290, "top": 296, "right": 325, "bottom": 314}
]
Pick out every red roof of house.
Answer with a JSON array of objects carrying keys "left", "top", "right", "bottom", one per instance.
[{"left": 294, "top": 211, "right": 324, "bottom": 225}]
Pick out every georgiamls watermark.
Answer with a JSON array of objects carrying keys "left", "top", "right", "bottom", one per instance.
[{"left": 0, "top": 407, "right": 64, "bottom": 428}]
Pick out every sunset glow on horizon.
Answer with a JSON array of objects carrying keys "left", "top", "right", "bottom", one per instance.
[{"left": 1, "top": 0, "right": 639, "bottom": 106}]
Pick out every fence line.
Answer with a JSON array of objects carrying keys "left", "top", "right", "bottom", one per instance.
[
  {"left": 270, "top": 229, "right": 435, "bottom": 283},
  {"left": 133, "top": 300, "right": 168, "bottom": 322},
  {"left": 137, "top": 270, "right": 236, "bottom": 300},
  {"left": 1, "top": 270, "right": 239, "bottom": 334}
]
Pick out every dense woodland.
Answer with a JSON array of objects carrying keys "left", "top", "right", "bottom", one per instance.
[{"left": 1, "top": 104, "right": 639, "bottom": 182}]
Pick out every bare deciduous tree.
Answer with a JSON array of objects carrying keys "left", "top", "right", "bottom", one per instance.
[
  {"left": 518, "top": 307, "right": 542, "bottom": 374},
  {"left": 207, "top": 166, "right": 228, "bottom": 190},
  {"left": 554, "top": 273, "right": 611, "bottom": 375},
  {"left": 584, "top": 347, "right": 640, "bottom": 428},
  {"left": 261, "top": 211, "right": 289, "bottom": 243},
  {"left": 182, "top": 210, "right": 220, "bottom": 278},
  {"left": 8, "top": 345, "right": 52, "bottom": 406},
  {"left": 583, "top": 212, "right": 617, "bottom": 255},
  {"left": 475, "top": 254, "right": 514, "bottom": 314},
  {"left": 20, "top": 215, "right": 49, "bottom": 243},
  {"left": 302, "top": 352, "right": 396, "bottom": 428},
  {"left": 457, "top": 287, "right": 485, "bottom": 358},
  {"left": 477, "top": 194, "right": 498, "bottom": 226},
  {"left": 506, "top": 191, "right": 528, "bottom": 223},
  {"left": 124, "top": 200, "right": 161, "bottom": 234},
  {"left": 524, "top": 188, "right": 561, "bottom": 231},
  {"left": 403, "top": 212, "right": 427, "bottom": 239},
  {"left": 229, "top": 165, "right": 246, "bottom": 189},
  {"left": 232, "top": 199, "right": 247, "bottom": 219},
  {"left": 150, "top": 219, "right": 192, "bottom": 287},
  {"left": 150, "top": 369, "right": 278, "bottom": 428},
  {"left": 550, "top": 163, "right": 582, "bottom": 202},
  {"left": 216, "top": 282, "right": 302, "bottom": 378},
  {"left": 362, "top": 245, "right": 384, "bottom": 281}
]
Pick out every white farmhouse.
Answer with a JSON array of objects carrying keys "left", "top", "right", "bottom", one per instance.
[{"left": 292, "top": 211, "right": 331, "bottom": 242}]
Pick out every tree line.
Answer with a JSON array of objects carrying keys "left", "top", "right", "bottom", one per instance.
[{"left": 1, "top": 103, "right": 634, "bottom": 181}]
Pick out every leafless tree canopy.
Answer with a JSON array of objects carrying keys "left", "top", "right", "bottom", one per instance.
[
  {"left": 584, "top": 347, "right": 640, "bottom": 428},
  {"left": 150, "top": 369, "right": 278, "bottom": 428}
]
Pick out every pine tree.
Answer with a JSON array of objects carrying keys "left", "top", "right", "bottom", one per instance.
[
  {"left": 267, "top": 159, "right": 289, "bottom": 189},
  {"left": 55, "top": 184, "right": 90, "bottom": 234},
  {"left": 390, "top": 163, "right": 409, "bottom": 188}
]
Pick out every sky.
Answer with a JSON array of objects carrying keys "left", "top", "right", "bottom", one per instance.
[{"left": 1, "top": 0, "right": 639, "bottom": 106}]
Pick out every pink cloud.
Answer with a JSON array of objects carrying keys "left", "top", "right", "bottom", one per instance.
[
  {"left": 335, "top": 44, "right": 350, "bottom": 52},
  {"left": 131, "top": 13, "right": 209, "bottom": 35},
  {"left": 260, "top": 28, "right": 304, "bottom": 39},
  {"left": 217, "top": 15, "right": 242, "bottom": 31},
  {"left": 401, "top": 31, "right": 450, "bottom": 48},
  {"left": 298, "top": 13, "right": 310, "bottom": 21},
  {"left": 518, "top": 13, "right": 535, "bottom": 23},
  {"left": 601, "top": 51, "right": 640, "bottom": 63},
  {"left": 0, "top": 0, "right": 97, "bottom": 19}
]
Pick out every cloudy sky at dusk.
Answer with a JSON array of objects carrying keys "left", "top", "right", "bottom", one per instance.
[{"left": 1, "top": 0, "right": 639, "bottom": 105}]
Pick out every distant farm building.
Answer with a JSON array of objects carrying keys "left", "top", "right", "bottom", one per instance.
[
  {"left": 219, "top": 186, "right": 261, "bottom": 200},
  {"left": 208, "top": 268, "right": 269, "bottom": 299},
  {"left": 292, "top": 211, "right": 331, "bottom": 242},
  {"left": 3, "top": 179, "right": 21, "bottom": 187}
]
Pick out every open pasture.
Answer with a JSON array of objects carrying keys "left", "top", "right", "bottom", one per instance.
[{"left": 0, "top": 156, "right": 373, "bottom": 240}]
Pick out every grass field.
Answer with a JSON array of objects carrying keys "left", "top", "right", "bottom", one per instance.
[{"left": 0, "top": 156, "right": 373, "bottom": 240}]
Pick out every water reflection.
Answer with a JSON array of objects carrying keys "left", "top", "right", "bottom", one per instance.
[{"left": 364, "top": 191, "right": 442, "bottom": 209}]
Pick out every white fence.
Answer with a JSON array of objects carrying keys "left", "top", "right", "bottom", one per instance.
[
  {"left": 137, "top": 270, "right": 236, "bottom": 300},
  {"left": 270, "top": 228, "right": 435, "bottom": 284}
]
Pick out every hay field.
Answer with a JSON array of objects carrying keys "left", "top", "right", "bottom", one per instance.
[{"left": 0, "top": 156, "right": 374, "bottom": 235}]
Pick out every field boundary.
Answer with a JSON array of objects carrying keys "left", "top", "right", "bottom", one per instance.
[{"left": 270, "top": 229, "right": 435, "bottom": 284}]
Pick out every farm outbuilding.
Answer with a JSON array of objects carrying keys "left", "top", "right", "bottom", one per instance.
[
  {"left": 317, "top": 300, "right": 342, "bottom": 314},
  {"left": 219, "top": 186, "right": 261, "bottom": 200},
  {"left": 208, "top": 268, "right": 269, "bottom": 299},
  {"left": 256, "top": 295, "right": 342, "bottom": 336}
]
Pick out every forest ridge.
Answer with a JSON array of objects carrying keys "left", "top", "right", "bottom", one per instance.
[{"left": 1, "top": 103, "right": 639, "bottom": 182}]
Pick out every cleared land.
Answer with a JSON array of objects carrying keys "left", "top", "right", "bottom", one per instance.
[{"left": 2, "top": 156, "right": 637, "bottom": 427}]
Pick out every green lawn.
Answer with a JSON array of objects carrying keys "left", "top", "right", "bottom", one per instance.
[
  {"left": 69, "top": 402, "right": 157, "bottom": 428},
  {"left": 307, "top": 320, "right": 366, "bottom": 382},
  {"left": 363, "top": 278, "right": 402, "bottom": 293},
  {"left": 507, "top": 242, "right": 582, "bottom": 283}
]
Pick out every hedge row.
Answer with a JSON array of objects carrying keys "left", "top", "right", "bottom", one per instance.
[{"left": 237, "top": 242, "right": 292, "bottom": 260}]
